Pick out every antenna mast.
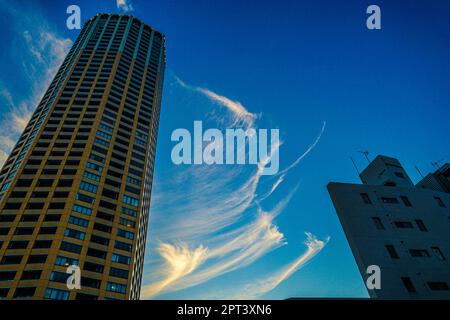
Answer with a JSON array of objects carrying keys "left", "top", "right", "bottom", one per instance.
[
  {"left": 431, "top": 159, "right": 444, "bottom": 170},
  {"left": 358, "top": 150, "right": 371, "bottom": 163}
]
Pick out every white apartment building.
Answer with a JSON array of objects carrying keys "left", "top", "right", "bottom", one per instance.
[{"left": 328, "top": 155, "right": 450, "bottom": 299}]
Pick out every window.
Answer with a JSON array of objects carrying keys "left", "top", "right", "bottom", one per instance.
[
  {"left": 89, "top": 153, "right": 105, "bottom": 164},
  {"left": 394, "top": 171, "right": 405, "bottom": 178},
  {"left": 75, "top": 292, "right": 98, "bottom": 300},
  {"left": 83, "top": 262, "right": 104, "bottom": 273},
  {"left": 0, "top": 271, "right": 16, "bottom": 281},
  {"left": 99, "top": 122, "right": 113, "bottom": 133},
  {"left": 109, "top": 267, "right": 129, "bottom": 279},
  {"left": 96, "top": 210, "right": 114, "bottom": 222},
  {"left": 81, "top": 277, "right": 101, "bottom": 289},
  {"left": 86, "top": 162, "right": 103, "bottom": 173},
  {"left": 125, "top": 185, "right": 140, "bottom": 195},
  {"left": 0, "top": 214, "right": 16, "bottom": 222},
  {"left": 68, "top": 215, "right": 89, "bottom": 228},
  {"left": 72, "top": 204, "right": 92, "bottom": 216},
  {"left": 360, "top": 193, "right": 372, "bottom": 204},
  {"left": 381, "top": 197, "right": 399, "bottom": 204},
  {"left": 0, "top": 255, "right": 23, "bottom": 264},
  {"left": 53, "top": 191, "right": 69, "bottom": 199},
  {"left": 394, "top": 221, "right": 413, "bottom": 229},
  {"left": 21, "top": 214, "right": 39, "bottom": 222},
  {"left": 409, "top": 249, "right": 430, "bottom": 257},
  {"left": 49, "top": 271, "right": 70, "bottom": 283},
  {"left": 55, "top": 256, "right": 78, "bottom": 267},
  {"left": 128, "top": 168, "right": 142, "bottom": 176},
  {"left": 15, "top": 227, "right": 34, "bottom": 235},
  {"left": 0, "top": 288, "right": 9, "bottom": 298},
  {"left": 134, "top": 137, "right": 146, "bottom": 146},
  {"left": 87, "top": 248, "right": 107, "bottom": 259},
  {"left": 94, "top": 137, "right": 109, "bottom": 147},
  {"left": 121, "top": 206, "right": 137, "bottom": 217},
  {"left": 27, "top": 255, "right": 47, "bottom": 264},
  {"left": 44, "top": 214, "right": 61, "bottom": 222},
  {"left": 79, "top": 181, "right": 98, "bottom": 194},
  {"left": 434, "top": 196, "right": 446, "bottom": 208},
  {"left": 57, "top": 179, "right": 73, "bottom": 187},
  {"left": 14, "top": 287, "right": 36, "bottom": 298},
  {"left": 428, "top": 282, "right": 450, "bottom": 291},
  {"left": 21, "top": 270, "right": 42, "bottom": 280},
  {"left": 96, "top": 130, "right": 112, "bottom": 140},
  {"left": 385, "top": 245, "right": 399, "bottom": 259},
  {"left": 117, "top": 229, "right": 134, "bottom": 240},
  {"left": 415, "top": 219, "right": 428, "bottom": 232},
  {"left": 8, "top": 241, "right": 29, "bottom": 249},
  {"left": 60, "top": 241, "right": 82, "bottom": 254},
  {"left": 37, "top": 179, "right": 53, "bottom": 187},
  {"left": 64, "top": 228, "right": 86, "bottom": 240},
  {"left": 33, "top": 240, "right": 52, "bottom": 249},
  {"left": 371, "top": 217, "right": 384, "bottom": 230},
  {"left": 126, "top": 176, "right": 141, "bottom": 186},
  {"left": 0, "top": 227, "right": 9, "bottom": 236},
  {"left": 400, "top": 196, "right": 412, "bottom": 207},
  {"left": 115, "top": 241, "right": 132, "bottom": 252},
  {"left": 44, "top": 287, "right": 69, "bottom": 300},
  {"left": 431, "top": 247, "right": 446, "bottom": 261},
  {"left": 106, "top": 281, "right": 126, "bottom": 294},
  {"left": 83, "top": 171, "right": 101, "bottom": 182},
  {"left": 123, "top": 195, "right": 139, "bottom": 207},
  {"left": 119, "top": 217, "right": 135, "bottom": 228},
  {"left": 39, "top": 226, "right": 57, "bottom": 235},
  {"left": 112, "top": 253, "right": 131, "bottom": 265},
  {"left": 401, "top": 277, "right": 416, "bottom": 293},
  {"left": 76, "top": 193, "right": 95, "bottom": 204}
]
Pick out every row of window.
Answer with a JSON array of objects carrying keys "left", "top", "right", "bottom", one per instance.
[
  {"left": 361, "top": 193, "right": 447, "bottom": 208},
  {"left": 372, "top": 217, "right": 428, "bottom": 232},
  {"left": 0, "top": 281, "right": 127, "bottom": 300},
  {"left": 385, "top": 244, "right": 446, "bottom": 261},
  {"left": 401, "top": 277, "right": 449, "bottom": 293}
]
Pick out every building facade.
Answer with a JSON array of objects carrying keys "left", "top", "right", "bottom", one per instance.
[
  {"left": 328, "top": 155, "right": 450, "bottom": 299},
  {"left": 0, "top": 13, "right": 165, "bottom": 300},
  {"left": 416, "top": 163, "right": 450, "bottom": 194}
]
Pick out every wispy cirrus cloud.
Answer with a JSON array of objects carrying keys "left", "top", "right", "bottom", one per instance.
[
  {"left": 203, "top": 232, "right": 329, "bottom": 299},
  {"left": 116, "top": 0, "right": 134, "bottom": 12},
  {"left": 0, "top": 2, "right": 72, "bottom": 166},
  {"left": 174, "top": 75, "right": 258, "bottom": 128},
  {"left": 230, "top": 233, "right": 329, "bottom": 299},
  {"left": 141, "top": 76, "right": 328, "bottom": 299}
]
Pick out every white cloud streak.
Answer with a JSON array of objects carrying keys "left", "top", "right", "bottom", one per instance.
[
  {"left": 141, "top": 77, "right": 327, "bottom": 299},
  {"left": 277, "top": 121, "right": 327, "bottom": 176},
  {"left": 174, "top": 75, "right": 257, "bottom": 128},
  {"left": 208, "top": 233, "right": 329, "bottom": 299},
  {"left": 0, "top": 3, "right": 72, "bottom": 166},
  {"left": 116, "top": 0, "right": 134, "bottom": 12}
]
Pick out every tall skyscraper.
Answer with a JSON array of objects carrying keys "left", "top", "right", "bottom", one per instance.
[
  {"left": 0, "top": 14, "right": 165, "bottom": 300},
  {"left": 328, "top": 155, "right": 450, "bottom": 299}
]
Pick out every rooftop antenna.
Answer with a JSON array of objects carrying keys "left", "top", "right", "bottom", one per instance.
[
  {"left": 350, "top": 157, "right": 361, "bottom": 175},
  {"left": 358, "top": 150, "right": 371, "bottom": 163},
  {"left": 431, "top": 158, "right": 444, "bottom": 169},
  {"left": 414, "top": 165, "right": 424, "bottom": 178}
]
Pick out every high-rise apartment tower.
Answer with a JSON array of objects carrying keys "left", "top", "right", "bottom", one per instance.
[{"left": 0, "top": 13, "right": 165, "bottom": 300}]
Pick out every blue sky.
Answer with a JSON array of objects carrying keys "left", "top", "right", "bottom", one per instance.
[{"left": 0, "top": 0, "right": 449, "bottom": 299}]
